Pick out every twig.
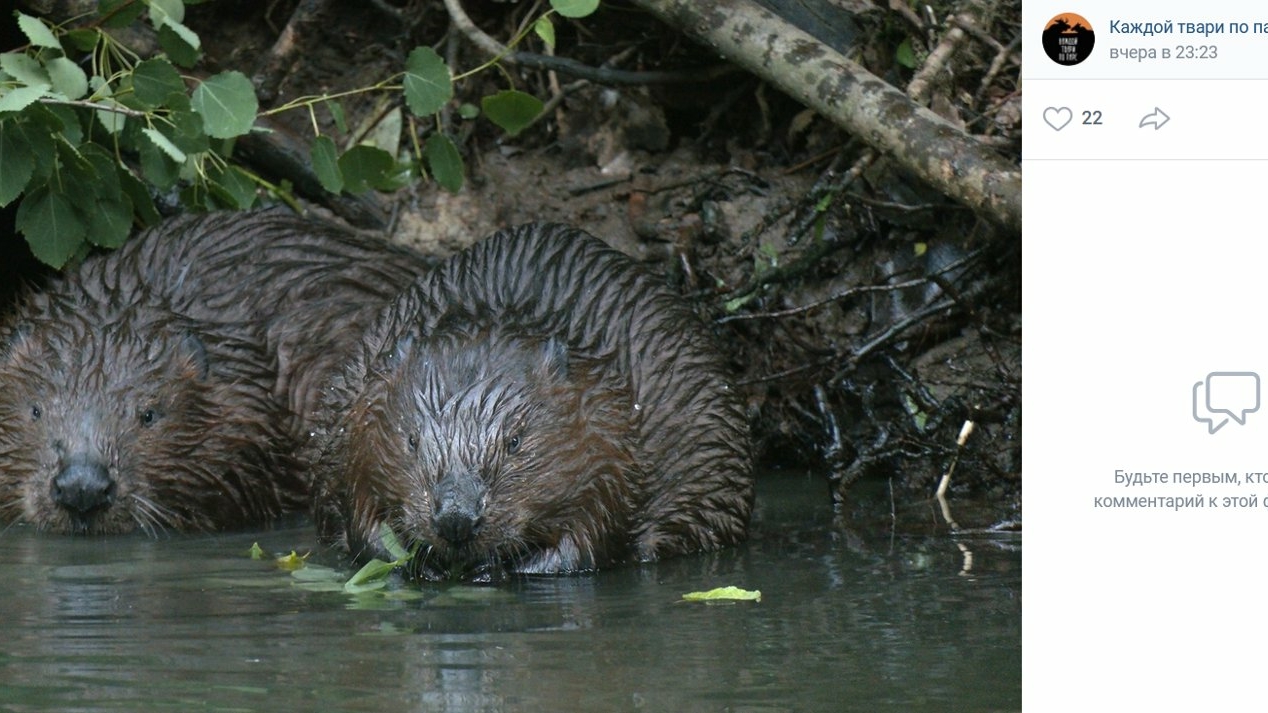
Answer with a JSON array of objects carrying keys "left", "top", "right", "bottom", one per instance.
[
  {"left": 443, "top": 0, "right": 737, "bottom": 85},
  {"left": 39, "top": 97, "right": 148, "bottom": 118}
]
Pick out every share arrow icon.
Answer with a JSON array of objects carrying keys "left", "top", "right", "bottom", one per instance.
[{"left": 1139, "top": 107, "right": 1170, "bottom": 130}]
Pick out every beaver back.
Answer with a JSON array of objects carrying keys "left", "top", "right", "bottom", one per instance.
[{"left": 313, "top": 224, "right": 753, "bottom": 573}]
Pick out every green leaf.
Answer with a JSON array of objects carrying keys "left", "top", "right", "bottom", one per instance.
[
  {"left": 457, "top": 103, "right": 479, "bottom": 120},
  {"left": 1, "top": 52, "right": 50, "bottom": 87},
  {"left": 208, "top": 165, "right": 257, "bottom": 209},
  {"left": 132, "top": 58, "right": 185, "bottom": 108},
  {"left": 325, "top": 99, "right": 347, "bottom": 133},
  {"left": 147, "top": 0, "right": 186, "bottom": 29},
  {"left": 534, "top": 16, "right": 556, "bottom": 48},
  {"left": 158, "top": 23, "right": 201, "bottom": 67},
  {"left": 191, "top": 71, "right": 257, "bottom": 138},
  {"left": 0, "top": 126, "right": 34, "bottom": 206},
  {"left": 424, "top": 133, "right": 463, "bottom": 192},
  {"left": 16, "top": 186, "right": 87, "bottom": 268},
  {"left": 87, "top": 195, "right": 133, "bottom": 248},
  {"left": 119, "top": 166, "right": 159, "bottom": 225},
  {"left": 481, "top": 90, "right": 543, "bottom": 137},
  {"left": 344, "top": 558, "right": 396, "bottom": 591},
  {"left": 310, "top": 135, "right": 343, "bottom": 193},
  {"left": 681, "top": 586, "right": 762, "bottom": 602},
  {"left": 896, "top": 38, "right": 917, "bottom": 69},
  {"left": 64, "top": 29, "right": 101, "bottom": 52},
  {"left": 141, "top": 127, "right": 186, "bottom": 164},
  {"left": 45, "top": 57, "right": 88, "bottom": 100},
  {"left": 139, "top": 136, "right": 179, "bottom": 189},
  {"left": 402, "top": 46, "right": 452, "bottom": 117},
  {"left": 17, "top": 12, "right": 62, "bottom": 50},
  {"left": 337, "top": 144, "right": 394, "bottom": 194},
  {"left": 99, "top": 0, "right": 147, "bottom": 28},
  {"left": 379, "top": 523, "right": 411, "bottom": 562},
  {"left": 550, "top": 0, "right": 600, "bottom": 18},
  {"left": 0, "top": 83, "right": 51, "bottom": 113}
]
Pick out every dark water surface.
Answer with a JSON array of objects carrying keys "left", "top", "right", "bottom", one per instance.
[{"left": 0, "top": 474, "right": 1019, "bottom": 712}]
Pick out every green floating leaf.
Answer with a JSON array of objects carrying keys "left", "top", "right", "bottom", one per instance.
[
  {"left": 275, "top": 551, "right": 310, "bottom": 571},
  {"left": 0, "top": 126, "right": 35, "bottom": 206},
  {"left": 402, "top": 46, "right": 452, "bottom": 117},
  {"left": 132, "top": 58, "right": 185, "bottom": 108},
  {"left": 338, "top": 144, "right": 394, "bottom": 194},
  {"left": 310, "top": 135, "right": 343, "bottom": 193},
  {"left": 16, "top": 186, "right": 87, "bottom": 268},
  {"left": 681, "top": 586, "right": 762, "bottom": 602},
  {"left": 17, "top": 12, "right": 62, "bottom": 50},
  {"left": 45, "top": 57, "right": 88, "bottom": 100},
  {"left": 344, "top": 559, "right": 396, "bottom": 592},
  {"left": 534, "top": 16, "right": 556, "bottom": 48},
  {"left": 482, "top": 90, "right": 543, "bottom": 137},
  {"left": 247, "top": 542, "right": 265, "bottom": 560},
  {"left": 424, "top": 133, "right": 463, "bottom": 192},
  {"left": 191, "top": 70, "right": 257, "bottom": 139},
  {"left": 0, "top": 83, "right": 51, "bottom": 114},
  {"left": 550, "top": 0, "right": 600, "bottom": 18}
]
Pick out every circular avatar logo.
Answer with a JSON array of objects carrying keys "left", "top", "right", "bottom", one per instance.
[{"left": 1042, "top": 13, "right": 1095, "bottom": 66}]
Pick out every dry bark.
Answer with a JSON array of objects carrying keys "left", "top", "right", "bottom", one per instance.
[{"left": 627, "top": 0, "right": 1021, "bottom": 234}]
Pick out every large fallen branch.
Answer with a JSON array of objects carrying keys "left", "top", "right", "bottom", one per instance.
[{"left": 627, "top": 0, "right": 1021, "bottom": 234}]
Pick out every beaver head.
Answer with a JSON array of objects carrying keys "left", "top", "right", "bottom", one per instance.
[
  {"left": 335, "top": 323, "right": 642, "bottom": 581},
  {"left": 0, "top": 297, "right": 295, "bottom": 534}
]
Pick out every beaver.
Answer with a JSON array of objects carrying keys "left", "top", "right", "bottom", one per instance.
[
  {"left": 72, "top": 210, "right": 437, "bottom": 438},
  {"left": 0, "top": 210, "right": 433, "bottom": 534},
  {"left": 0, "top": 294, "right": 297, "bottom": 534},
  {"left": 309, "top": 224, "right": 754, "bottom": 580}
]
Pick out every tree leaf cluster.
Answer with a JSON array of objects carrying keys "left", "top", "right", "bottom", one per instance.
[{"left": 0, "top": 0, "right": 600, "bottom": 267}]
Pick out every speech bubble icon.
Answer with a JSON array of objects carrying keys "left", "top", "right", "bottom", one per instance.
[{"left": 1205, "top": 372, "right": 1260, "bottom": 426}]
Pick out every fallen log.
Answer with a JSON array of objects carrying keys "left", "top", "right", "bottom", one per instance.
[{"left": 627, "top": 0, "right": 1021, "bottom": 234}]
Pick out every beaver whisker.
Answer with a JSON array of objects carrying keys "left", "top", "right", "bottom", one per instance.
[{"left": 128, "top": 493, "right": 174, "bottom": 538}]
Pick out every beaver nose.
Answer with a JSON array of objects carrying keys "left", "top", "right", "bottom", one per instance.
[
  {"left": 432, "top": 472, "right": 485, "bottom": 546},
  {"left": 52, "top": 460, "right": 116, "bottom": 529}
]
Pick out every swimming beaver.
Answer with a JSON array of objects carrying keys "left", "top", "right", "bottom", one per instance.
[
  {"left": 0, "top": 210, "right": 433, "bottom": 534},
  {"left": 309, "top": 224, "right": 754, "bottom": 579}
]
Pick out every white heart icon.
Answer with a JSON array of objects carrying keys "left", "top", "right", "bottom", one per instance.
[{"left": 1043, "top": 107, "right": 1073, "bottom": 131}]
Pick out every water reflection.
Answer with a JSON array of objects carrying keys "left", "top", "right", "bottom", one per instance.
[{"left": 0, "top": 475, "right": 1019, "bottom": 712}]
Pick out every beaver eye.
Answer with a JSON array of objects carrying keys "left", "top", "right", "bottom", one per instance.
[
  {"left": 30, "top": 405, "right": 41, "bottom": 421},
  {"left": 140, "top": 408, "right": 160, "bottom": 427},
  {"left": 408, "top": 433, "right": 419, "bottom": 452},
  {"left": 507, "top": 433, "right": 522, "bottom": 454}
]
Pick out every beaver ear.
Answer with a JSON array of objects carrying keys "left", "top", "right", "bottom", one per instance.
[
  {"left": 179, "top": 332, "right": 210, "bottom": 380},
  {"left": 534, "top": 337, "right": 569, "bottom": 380}
]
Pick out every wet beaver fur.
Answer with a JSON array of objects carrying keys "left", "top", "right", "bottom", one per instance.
[
  {"left": 309, "top": 223, "right": 754, "bottom": 580},
  {"left": 0, "top": 210, "right": 432, "bottom": 534},
  {"left": 0, "top": 294, "right": 295, "bottom": 534}
]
